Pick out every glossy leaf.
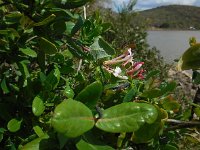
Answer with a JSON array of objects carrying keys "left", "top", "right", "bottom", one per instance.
[
  {"left": 132, "top": 107, "right": 168, "bottom": 143},
  {"left": 21, "top": 134, "right": 49, "bottom": 150},
  {"left": 32, "top": 95, "right": 45, "bottom": 116},
  {"left": 7, "top": 118, "right": 22, "bottom": 132},
  {"left": 96, "top": 102, "right": 158, "bottom": 133},
  {"left": 19, "top": 47, "right": 37, "bottom": 58},
  {"left": 51, "top": 99, "right": 95, "bottom": 138},
  {"left": 177, "top": 43, "right": 200, "bottom": 71},
  {"left": 38, "top": 37, "right": 58, "bottom": 54},
  {"left": 63, "top": 86, "right": 74, "bottom": 99},
  {"left": 75, "top": 81, "right": 103, "bottom": 109},
  {"left": 33, "top": 126, "right": 44, "bottom": 137},
  {"left": 43, "top": 66, "right": 60, "bottom": 91},
  {"left": 90, "top": 37, "right": 111, "bottom": 60}
]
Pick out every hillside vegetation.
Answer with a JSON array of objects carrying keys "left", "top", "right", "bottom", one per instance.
[{"left": 136, "top": 5, "right": 200, "bottom": 30}]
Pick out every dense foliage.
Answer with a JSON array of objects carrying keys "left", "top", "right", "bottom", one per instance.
[{"left": 0, "top": 0, "right": 200, "bottom": 149}]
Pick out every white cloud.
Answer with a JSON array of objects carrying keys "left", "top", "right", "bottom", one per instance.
[{"left": 154, "top": 0, "right": 197, "bottom": 5}]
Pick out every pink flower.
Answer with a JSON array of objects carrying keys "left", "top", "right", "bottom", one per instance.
[{"left": 126, "top": 62, "right": 145, "bottom": 79}]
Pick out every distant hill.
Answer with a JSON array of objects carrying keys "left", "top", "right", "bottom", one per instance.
[{"left": 136, "top": 5, "right": 200, "bottom": 30}]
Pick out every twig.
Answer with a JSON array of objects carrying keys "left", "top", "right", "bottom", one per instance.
[{"left": 165, "top": 119, "right": 200, "bottom": 131}]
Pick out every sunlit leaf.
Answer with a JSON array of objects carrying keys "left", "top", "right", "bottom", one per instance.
[
  {"left": 32, "top": 95, "right": 45, "bottom": 116},
  {"left": 90, "top": 37, "right": 111, "bottom": 60},
  {"left": 177, "top": 43, "right": 200, "bottom": 71},
  {"left": 21, "top": 134, "right": 50, "bottom": 150},
  {"left": 19, "top": 47, "right": 37, "bottom": 58},
  {"left": 96, "top": 102, "right": 158, "bottom": 133},
  {"left": 7, "top": 118, "right": 22, "bottom": 132},
  {"left": 33, "top": 126, "right": 44, "bottom": 137},
  {"left": 51, "top": 99, "right": 95, "bottom": 138}
]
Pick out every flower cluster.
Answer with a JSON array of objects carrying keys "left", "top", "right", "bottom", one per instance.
[{"left": 103, "top": 48, "right": 144, "bottom": 80}]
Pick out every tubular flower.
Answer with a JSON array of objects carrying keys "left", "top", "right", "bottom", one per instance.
[{"left": 103, "top": 48, "right": 145, "bottom": 80}]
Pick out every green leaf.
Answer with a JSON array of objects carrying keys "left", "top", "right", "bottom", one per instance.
[
  {"left": 0, "top": 128, "right": 6, "bottom": 143},
  {"left": 52, "top": 21, "right": 66, "bottom": 34},
  {"left": 146, "top": 70, "right": 160, "bottom": 80},
  {"left": 98, "top": 37, "right": 115, "bottom": 55},
  {"left": 75, "top": 81, "right": 103, "bottom": 109},
  {"left": 194, "top": 107, "right": 200, "bottom": 117},
  {"left": 21, "top": 134, "right": 49, "bottom": 150},
  {"left": 51, "top": 99, "right": 95, "bottom": 138},
  {"left": 19, "top": 47, "right": 37, "bottom": 58},
  {"left": 177, "top": 43, "right": 200, "bottom": 71},
  {"left": 192, "top": 71, "right": 200, "bottom": 84},
  {"left": 141, "top": 89, "right": 162, "bottom": 99},
  {"left": 123, "top": 87, "right": 137, "bottom": 102},
  {"left": 90, "top": 37, "right": 111, "bottom": 60},
  {"left": 32, "top": 95, "right": 45, "bottom": 116},
  {"left": 132, "top": 107, "right": 168, "bottom": 143},
  {"left": 43, "top": 65, "right": 60, "bottom": 91},
  {"left": 160, "top": 81, "right": 176, "bottom": 95},
  {"left": 161, "top": 96, "right": 180, "bottom": 112},
  {"left": 19, "top": 60, "right": 30, "bottom": 87},
  {"left": 96, "top": 102, "right": 158, "bottom": 133},
  {"left": 34, "top": 14, "right": 56, "bottom": 26},
  {"left": 163, "top": 144, "right": 178, "bottom": 150},
  {"left": 76, "top": 139, "right": 114, "bottom": 150},
  {"left": 38, "top": 37, "right": 58, "bottom": 54},
  {"left": 33, "top": 126, "right": 44, "bottom": 137},
  {"left": 57, "top": 133, "right": 69, "bottom": 149},
  {"left": 7, "top": 118, "right": 22, "bottom": 132},
  {"left": 71, "top": 16, "right": 84, "bottom": 36},
  {"left": 1, "top": 77, "right": 10, "bottom": 94}
]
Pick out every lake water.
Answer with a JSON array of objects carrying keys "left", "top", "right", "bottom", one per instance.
[{"left": 147, "top": 30, "right": 200, "bottom": 63}]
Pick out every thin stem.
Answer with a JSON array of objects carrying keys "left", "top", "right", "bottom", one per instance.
[{"left": 165, "top": 119, "right": 200, "bottom": 131}]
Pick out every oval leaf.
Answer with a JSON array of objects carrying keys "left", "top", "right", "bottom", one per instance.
[
  {"left": 19, "top": 47, "right": 37, "bottom": 57},
  {"left": 38, "top": 37, "right": 58, "bottom": 54},
  {"left": 75, "top": 81, "right": 103, "bottom": 109},
  {"left": 7, "top": 118, "right": 22, "bottom": 132},
  {"left": 21, "top": 134, "right": 49, "bottom": 150},
  {"left": 177, "top": 43, "right": 200, "bottom": 71},
  {"left": 32, "top": 95, "right": 45, "bottom": 116},
  {"left": 96, "top": 102, "right": 158, "bottom": 133},
  {"left": 51, "top": 99, "right": 95, "bottom": 138}
]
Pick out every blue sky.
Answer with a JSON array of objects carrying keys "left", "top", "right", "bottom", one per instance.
[{"left": 110, "top": 0, "right": 200, "bottom": 10}]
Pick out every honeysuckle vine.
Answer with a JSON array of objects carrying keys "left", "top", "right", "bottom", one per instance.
[{"left": 103, "top": 48, "right": 145, "bottom": 80}]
